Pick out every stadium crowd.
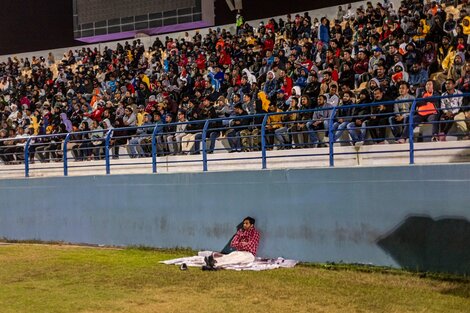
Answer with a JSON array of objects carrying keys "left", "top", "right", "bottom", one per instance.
[{"left": 0, "top": 0, "right": 469, "bottom": 164}]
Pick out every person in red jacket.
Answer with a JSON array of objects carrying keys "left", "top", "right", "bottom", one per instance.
[
  {"left": 196, "top": 53, "right": 206, "bottom": 70},
  {"left": 219, "top": 48, "right": 232, "bottom": 67},
  {"left": 353, "top": 49, "right": 369, "bottom": 88}
]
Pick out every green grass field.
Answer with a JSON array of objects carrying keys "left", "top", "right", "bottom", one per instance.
[{"left": 0, "top": 243, "right": 468, "bottom": 313}]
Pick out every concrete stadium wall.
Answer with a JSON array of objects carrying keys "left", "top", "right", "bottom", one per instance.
[{"left": 0, "top": 164, "right": 469, "bottom": 274}]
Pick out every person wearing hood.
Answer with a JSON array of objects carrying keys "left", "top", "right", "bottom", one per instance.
[
  {"left": 462, "top": 16, "right": 470, "bottom": 36},
  {"left": 438, "top": 35, "right": 456, "bottom": 72},
  {"left": 413, "top": 21, "right": 429, "bottom": 47},
  {"left": 263, "top": 70, "right": 278, "bottom": 99},
  {"left": 421, "top": 41, "right": 437, "bottom": 72},
  {"left": 60, "top": 112, "right": 73, "bottom": 133},
  {"left": 278, "top": 69, "right": 293, "bottom": 98},
  {"left": 286, "top": 86, "right": 302, "bottom": 107},
  {"left": 294, "top": 67, "right": 308, "bottom": 89},
  {"left": 257, "top": 91, "right": 271, "bottom": 113},
  {"left": 242, "top": 68, "right": 257, "bottom": 85},
  {"left": 59, "top": 112, "right": 74, "bottom": 157},
  {"left": 390, "top": 62, "right": 410, "bottom": 96},
  {"left": 206, "top": 67, "right": 221, "bottom": 92},
  {"left": 447, "top": 52, "right": 466, "bottom": 83}
]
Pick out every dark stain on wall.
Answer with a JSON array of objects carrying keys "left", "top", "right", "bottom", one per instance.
[{"left": 377, "top": 215, "right": 470, "bottom": 275}]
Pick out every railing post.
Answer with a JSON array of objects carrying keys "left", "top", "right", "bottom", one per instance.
[
  {"left": 104, "top": 130, "right": 113, "bottom": 175},
  {"left": 151, "top": 124, "right": 160, "bottom": 174},
  {"left": 409, "top": 99, "right": 417, "bottom": 165},
  {"left": 261, "top": 114, "right": 268, "bottom": 169},
  {"left": 63, "top": 133, "right": 71, "bottom": 177},
  {"left": 328, "top": 107, "right": 337, "bottom": 167},
  {"left": 201, "top": 120, "right": 209, "bottom": 172},
  {"left": 24, "top": 137, "right": 32, "bottom": 178}
]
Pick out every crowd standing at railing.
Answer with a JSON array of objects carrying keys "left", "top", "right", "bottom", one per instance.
[{"left": 0, "top": 0, "right": 470, "bottom": 165}]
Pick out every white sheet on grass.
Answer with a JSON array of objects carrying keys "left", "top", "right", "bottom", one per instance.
[{"left": 161, "top": 251, "right": 298, "bottom": 271}]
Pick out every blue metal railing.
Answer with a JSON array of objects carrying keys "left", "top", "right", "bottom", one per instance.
[{"left": 0, "top": 93, "right": 468, "bottom": 177}]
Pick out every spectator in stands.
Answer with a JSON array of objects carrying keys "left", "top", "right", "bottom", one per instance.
[
  {"left": 181, "top": 111, "right": 203, "bottom": 155},
  {"left": 82, "top": 120, "right": 104, "bottom": 160},
  {"left": 307, "top": 95, "right": 332, "bottom": 147},
  {"left": 226, "top": 104, "right": 248, "bottom": 152},
  {"left": 170, "top": 111, "right": 188, "bottom": 155},
  {"left": 391, "top": 82, "right": 415, "bottom": 142},
  {"left": 128, "top": 114, "right": 153, "bottom": 158},
  {"left": 332, "top": 91, "right": 354, "bottom": 143},
  {"left": 71, "top": 121, "right": 90, "bottom": 161},
  {"left": 1, "top": 0, "right": 470, "bottom": 166},
  {"left": 400, "top": 80, "right": 440, "bottom": 142},
  {"left": 440, "top": 78, "right": 463, "bottom": 138},
  {"left": 366, "top": 88, "right": 393, "bottom": 144}
]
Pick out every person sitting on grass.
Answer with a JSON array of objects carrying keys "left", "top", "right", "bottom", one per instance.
[{"left": 203, "top": 216, "right": 260, "bottom": 270}]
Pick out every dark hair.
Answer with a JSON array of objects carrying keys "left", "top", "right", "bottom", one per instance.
[
  {"left": 244, "top": 216, "right": 255, "bottom": 225},
  {"left": 398, "top": 81, "right": 410, "bottom": 89}
]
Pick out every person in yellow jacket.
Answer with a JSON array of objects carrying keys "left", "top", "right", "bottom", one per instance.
[
  {"left": 413, "top": 20, "right": 429, "bottom": 44},
  {"left": 25, "top": 108, "right": 39, "bottom": 135},
  {"left": 438, "top": 35, "right": 455, "bottom": 72},
  {"left": 462, "top": 16, "right": 470, "bottom": 35},
  {"left": 139, "top": 72, "right": 151, "bottom": 90},
  {"left": 257, "top": 91, "right": 270, "bottom": 112},
  {"left": 265, "top": 103, "right": 283, "bottom": 149},
  {"left": 136, "top": 104, "right": 146, "bottom": 126}
]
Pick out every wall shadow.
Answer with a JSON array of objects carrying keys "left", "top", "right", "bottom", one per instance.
[{"left": 377, "top": 215, "right": 470, "bottom": 275}]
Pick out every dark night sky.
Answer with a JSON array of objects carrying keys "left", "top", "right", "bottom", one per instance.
[
  {"left": 0, "top": 0, "right": 79, "bottom": 55},
  {"left": 214, "top": 0, "right": 355, "bottom": 25},
  {"left": 0, "top": 0, "right": 354, "bottom": 55}
]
